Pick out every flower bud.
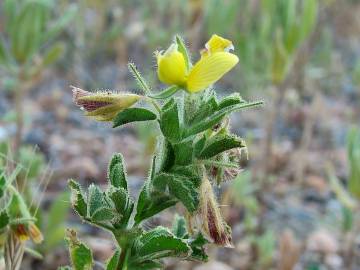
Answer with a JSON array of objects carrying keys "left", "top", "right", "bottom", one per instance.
[
  {"left": 72, "top": 87, "right": 141, "bottom": 121},
  {"left": 197, "top": 175, "right": 233, "bottom": 247},
  {"left": 28, "top": 223, "right": 43, "bottom": 244}
]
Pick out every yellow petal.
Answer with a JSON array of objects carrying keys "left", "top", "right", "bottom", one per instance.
[
  {"left": 187, "top": 52, "right": 239, "bottom": 93},
  {"left": 201, "top": 34, "right": 234, "bottom": 57},
  {"left": 157, "top": 44, "right": 187, "bottom": 86}
]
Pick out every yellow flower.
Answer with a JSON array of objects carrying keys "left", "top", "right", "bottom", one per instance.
[
  {"left": 156, "top": 35, "right": 239, "bottom": 93},
  {"left": 72, "top": 87, "right": 141, "bottom": 121},
  {"left": 13, "top": 223, "right": 43, "bottom": 244}
]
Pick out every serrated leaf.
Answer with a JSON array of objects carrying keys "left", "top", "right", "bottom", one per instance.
[
  {"left": 113, "top": 108, "right": 157, "bottom": 128},
  {"left": 87, "top": 184, "right": 106, "bottom": 218},
  {"left": 197, "top": 134, "right": 246, "bottom": 159},
  {"left": 135, "top": 227, "right": 190, "bottom": 259},
  {"left": 160, "top": 99, "right": 181, "bottom": 143},
  {"left": 0, "top": 210, "right": 9, "bottom": 230},
  {"left": 91, "top": 207, "right": 114, "bottom": 222},
  {"left": 149, "top": 86, "right": 180, "bottom": 99},
  {"left": 108, "top": 187, "right": 134, "bottom": 228},
  {"left": 69, "top": 180, "right": 87, "bottom": 218},
  {"left": 168, "top": 175, "right": 199, "bottom": 212},
  {"left": 108, "top": 154, "right": 127, "bottom": 190},
  {"left": 66, "top": 230, "right": 93, "bottom": 270},
  {"left": 188, "top": 233, "right": 209, "bottom": 262}
]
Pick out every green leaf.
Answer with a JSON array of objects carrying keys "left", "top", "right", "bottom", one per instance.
[
  {"left": 173, "top": 139, "right": 194, "bottom": 166},
  {"left": 342, "top": 206, "right": 353, "bottom": 232},
  {"left": 113, "top": 108, "right": 156, "bottom": 128},
  {"left": 87, "top": 184, "right": 106, "bottom": 218},
  {"left": 185, "top": 101, "right": 263, "bottom": 137},
  {"left": 188, "top": 233, "right": 209, "bottom": 262},
  {"left": 69, "top": 180, "right": 87, "bottom": 218},
  {"left": 194, "top": 136, "right": 206, "bottom": 158},
  {"left": 271, "top": 29, "right": 289, "bottom": 85},
  {"left": 300, "top": 0, "right": 318, "bottom": 41},
  {"left": 0, "top": 171, "right": 6, "bottom": 199},
  {"left": 172, "top": 215, "right": 188, "bottom": 239},
  {"left": 66, "top": 230, "right": 93, "bottom": 270},
  {"left": 11, "top": 1, "right": 48, "bottom": 63},
  {"left": 197, "top": 134, "right": 246, "bottom": 159},
  {"left": 347, "top": 127, "right": 360, "bottom": 199},
  {"left": 91, "top": 207, "right": 114, "bottom": 222},
  {"left": 108, "top": 153, "right": 128, "bottom": 190},
  {"left": 160, "top": 99, "right": 181, "bottom": 143},
  {"left": 168, "top": 174, "right": 199, "bottom": 212},
  {"left": 134, "top": 182, "right": 177, "bottom": 224},
  {"left": 106, "top": 250, "right": 120, "bottom": 270},
  {"left": 175, "top": 35, "right": 192, "bottom": 71},
  {"left": 189, "top": 95, "right": 218, "bottom": 125},
  {"left": 149, "top": 85, "right": 180, "bottom": 99},
  {"left": 0, "top": 210, "right": 9, "bottom": 230},
  {"left": 217, "top": 93, "right": 245, "bottom": 110},
  {"left": 128, "top": 260, "right": 163, "bottom": 270},
  {"left": 152, "top": 171, "right": 199, "bottom": 212},
  {"left": 42, "top": 42, "right": 65, "bottom": 66},
  {"left": 156, "top": 139, "right": 175, "bottom": 172},
  {"left": 42, "top": 4, "right": 77, "bottom": 42},
  {"left": 43, "top": 191, "right": 70, "bottom": 250},
  {"left": 134, "top": 227, "right": 190, "bottom": 259},
  {"left": 108, "top": 187, "right": 134, "bottom": 228},
  {"left": 0, "top": 36, "right": 10, "bottom": 66}
]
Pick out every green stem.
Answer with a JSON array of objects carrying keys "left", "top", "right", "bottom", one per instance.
[
  {"left": 7, "top": 184, "right": 32, "bottom": 220},
  {"left": 145, "top": 97, "right": 161, "bottom": 114},
  {"left": 116, "top": 248, "right": 129, "bottom": 270}
]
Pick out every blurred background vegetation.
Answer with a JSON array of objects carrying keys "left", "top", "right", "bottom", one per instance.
[{"left": 0, "top": 0, "right": 360, "bottom": 269}]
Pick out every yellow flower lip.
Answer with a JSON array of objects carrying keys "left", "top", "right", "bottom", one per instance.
[
  {"left": 72, "top": 86, "right": 141, "bottom": 121},
  {"left": 156, "top": 35, "right": 238, "bottom": 93}
]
